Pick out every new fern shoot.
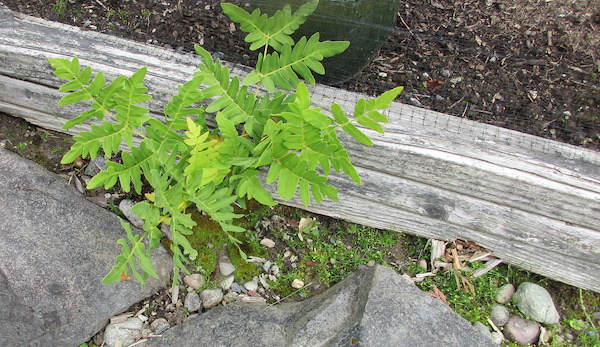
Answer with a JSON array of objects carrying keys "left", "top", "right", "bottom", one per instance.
[{"left": 48, "top": 0, "right": 403, "bottom": 286}]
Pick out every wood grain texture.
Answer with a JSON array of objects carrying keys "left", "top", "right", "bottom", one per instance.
[{"left": 1, "top": 8, "right": 599, "bottom": 292}]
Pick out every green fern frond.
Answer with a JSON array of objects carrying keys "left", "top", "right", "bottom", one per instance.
[
  {"left": 244, "top": 34, "right": 349, "bottom": 92},
  {"left": 221, "top": 0, "right": 319, "bottom": 51},
  {"left": 102, "top": 218, "right": 159, "bottom": 286}
]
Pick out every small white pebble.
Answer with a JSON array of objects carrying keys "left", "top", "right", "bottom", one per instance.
[{"left": 291, "top": 279, "right": 304, "bottom": 289}]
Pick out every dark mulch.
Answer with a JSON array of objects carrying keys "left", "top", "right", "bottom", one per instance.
[{"left": 2, "top": 0, "right": 599, "bottom": 148}]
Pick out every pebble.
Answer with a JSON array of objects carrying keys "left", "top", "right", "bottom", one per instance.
[
  {"left": 270, "top": 264, "right": 280, "bottom": 276},
  {"left": 449, "top": 76, "right": 463, "bottom": 84},
  {"left": 291, "top": 279, "right": 304, "bottom": 289},
  {"left": 490, "top": 304, "right": 510, "bottom": 326},
  {"left": 184, "top": 292, "right": 202, "bottom": 313},
  {"left": 84, "top": 156, "right": 107, "bottom": 176},
  {"left": 219, "top": 274, "right": 235, "bottom": 290},
  {"left": 230, "top": 282, "right": 243, "bottom": 293},
  {"left": 150, "top": 318, "right": 170, "bottom": 335},
  {"left": 263, "top": 260, "right": 272, "bottom": 273},
  {"left": 224, "top": 291, "right": 239, "bottom": 302},
  {"left": 260, "top": 238, "right": 276, "bottom": 248},
  {"left": 495, "top": 283, "right": 515, "bottom": 304},
  {"left": 219, "top": 259, "right": 236, "bottom": 277},
  {"left": 244, "top": 280, "right": 258, "bottom": 291},
  {"left": 441, "top": 69, "right": 451, "bottom": 78},
  {"left": 201, "top": 289, "right": 223, "bottom": 308},
  {"left": 103, "top": 317, "right": 143, "bottom": 347},
  {"left": 512, "top": 282, "right": 560, "bottom": 324},
  {"left": 490, "top": 331, "right": 504, "bottom": 344},
  {"left": 183, "top": 273, "right": 205, "bottom": 290},
  {"left": 503, "top": 315, "right": 541, "bottom": 345},
  {"left": 417, "top": 259, "right": 427, "bottom": 271},
  {"left": 472, "top": 321, "right": 492, "bottom": 340},
  {"left": 118, "top": 199, "right": 144, "bottom": 229},
  {"left": 366, "top": 260, "right": 376, "bottom": 267}
]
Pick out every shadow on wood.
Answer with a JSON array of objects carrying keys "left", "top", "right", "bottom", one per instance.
[{"left": 1, "top": 7, "right": 599, "bottom": 292}]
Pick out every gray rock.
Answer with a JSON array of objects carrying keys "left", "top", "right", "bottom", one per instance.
[
  {"left": 495, "top": 283, "right": 515, "bottom": 304},
  {"left": 218, "top": 257, "right": 235, "bottom": 277},
  {"left": 230, "top": 282, "right": 243, "bottom": 293},
  {"left": 513, "top": 282, "right": 560, "bottom": 324},
  {"left": 218, "top": 274, "right": 234, "bottom": 291},
  {"left": 473, "top": 321, "right": 492, "bottom": 340},
  {"left": 244, "top": 280, "right": 258, "bottom": 292},
  {"left": 183, "top": 274, "right": 205, "bottom": 290},
  {"left": 84, "top": 156, "right": 107, "bottom": 176},
  {"left": 184, "top": 292, "right": 202, "bottom": 313},
  {"left": 143, "top": 265, "right": 496, "bottom": 347},
  {"left": 104, "top": 317, "right": 144, "bottom": 347},
  {"left": 201, "top": 289, "right": 223, "bottom": 308},
  {"left": 151, "top": 318, "right": 171, "bottom": 334},
  {"left": 503, "top": 315, "right": 540, "bottom": 345},
  {"left": 490, "top": 304, "right": 510, "bottom": 326},
  {"left": 119, "top": 199, "right": 144, "bottom": 229},
  {"left": 262, "top": 260, "right": 272, "bottom": 273},
  {"left": 0, "top": 148, "right": 171, "bottom": 346},
  {"left": 490, "top": 331, "right": 504, "bottom": 345}
]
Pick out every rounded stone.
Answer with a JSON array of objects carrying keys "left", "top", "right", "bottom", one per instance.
[
  {"left": 291, "top": 278, "right": 304, "bottom": 289},
  {"left": 104, "top": 317, "right": 144, "bottom": 347},
  {"left": 219, "top": 274, "right": 235, "bottom": 290},
  {"left": 244, "top": 280, "right": 258, "bottom": 291},
  {"left": 503, "top": 315, "right": 541, "bottom": 345},
  {"left": 490, "top": 304, "right": 510, "bottom": 326},
  {"left": 201, "top": 288, "right": 224, "bottom": 308},
  {"left": 183, "top": 273, "right": 205, "bottom": 290},
  {"left": 219, "top": 261, "right": 236, "bottom": 277},
  {"left": 495, "top": 283, "right": 515, "bottom": 304},
  {"left": 118, "top": 199, "right": 144, "bottom": 229},
  {"left": 184, "top": 292, "right": 202, "bottom": 313},
  {"left": 490, "top": 332, "right": 504, "bottom": 344},
  {"left": 513, "top": 282, "right": 560, "bottom": 324},
  {"left": 150, "top": 318, "right": 170, "bottom": 335},
  {"left": 230, "top": 282, "right": 243, "bottom": 293}
]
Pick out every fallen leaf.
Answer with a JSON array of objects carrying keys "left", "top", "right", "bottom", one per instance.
[
  {"left": 426, "top": 79, "right": 444, "bottom": 90},
  {"left": 306, "top": 260, "right": 319, "bottom": 266}
]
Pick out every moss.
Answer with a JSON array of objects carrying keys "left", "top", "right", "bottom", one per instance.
[{"left": 185, "top": 209, "right": 266, "bottom": 282}]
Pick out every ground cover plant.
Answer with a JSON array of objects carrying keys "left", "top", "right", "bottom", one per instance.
[{"left": 48, "top": 0, "right": 403, "bottom": 286}]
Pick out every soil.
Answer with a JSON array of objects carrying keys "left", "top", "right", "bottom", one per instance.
[{"left": 1, "top": 0, "right": 599, "bottom": 149}]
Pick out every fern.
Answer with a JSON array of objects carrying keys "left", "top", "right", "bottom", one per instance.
[{"left": 50, "top": 0, "right": 403, "bottom": 286}]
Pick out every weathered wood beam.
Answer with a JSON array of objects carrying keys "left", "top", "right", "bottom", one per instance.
[{"left": 1, "top": 8, "right": 599, "bottom": 292}]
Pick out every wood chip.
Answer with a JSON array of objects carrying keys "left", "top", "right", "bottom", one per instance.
[
  {"left": 109, "top": 313, "right": 133, "bottom": 324},
  {"left": 260, "top": 238, "right": 275, "bottom": 248},
  {"left": 472, "top": 259, "right": 503, "bottom": 278},
  {"left": 171, "top": 284, "right": 179, "bottom": 305},
  {"left": 451, "top": 248, "right": 462, "bottom": 270},
  {"left": 430, "top": 239, "right": 447, "bottom": 269},
  {"left": 469, "top": 251, "right": 492, "bottom": 262}
]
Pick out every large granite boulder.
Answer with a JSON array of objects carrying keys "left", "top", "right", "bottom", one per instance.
[
  {"left": 0, "top": 148, "right": 171, "bottom": 346},
  {"left": 145, "top": 265, "right": 495, "bottom": 347}
]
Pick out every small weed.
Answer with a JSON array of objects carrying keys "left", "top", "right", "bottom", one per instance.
[
  {"left": 52, "top": 0, "right": 67, "bottom": 17},
  {"left": 15, "top": 142, "right": 27, "bottom": 150},
  {"left": 106, "top": 10, "right": 115, "bottom": 19}
]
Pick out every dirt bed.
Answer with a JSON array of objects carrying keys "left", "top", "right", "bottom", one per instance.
[{"left": 2, "top": 0, "right": 599, "bottom": 149}]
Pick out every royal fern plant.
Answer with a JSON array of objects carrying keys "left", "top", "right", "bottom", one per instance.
[{"left": 49, "top": 0, "right": 402, "bottom": 286}]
